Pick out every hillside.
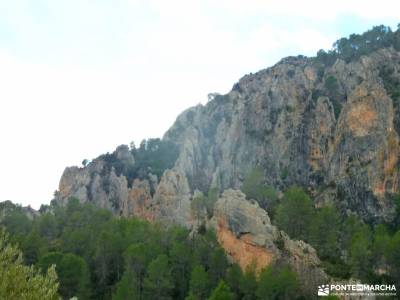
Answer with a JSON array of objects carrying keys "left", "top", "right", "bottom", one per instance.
[
  {"left": 2, "top": 25, "right": 400, "bottom": 299},
  {"left": 57, "top": 25, "right": 400, "bottom": 225}
]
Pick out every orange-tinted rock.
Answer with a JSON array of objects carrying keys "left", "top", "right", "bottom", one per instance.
[
  {"left": 347, "top": 102, "right": 378, "bottom": 137},
  {"left": 216, "top": 218, "right": 274, "bottom": 273},
  {"left": 212, "top": 189, "right": 328, "bottom": 291},
  {"left": 123, "top": 179, "right": 155, "bottom": 222}
]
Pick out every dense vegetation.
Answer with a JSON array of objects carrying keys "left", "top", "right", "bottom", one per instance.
[
  {"left": 1, "top": 199, "right": 304, "bottom": 300},
  {"left": 5, "top": 182, "right": 400, "bottom": 299},
  {"left": 315, "top": 24, "right": 400, "bottom": 65},
  {"left": 310, "top": 24, "right": 400, "bottom": 123},
  {"left": 3, "top": 24, "right": 400, "bottom": 299},
  {"left": 241, "top": 168, "right": 278, "bottom": 216},
  {"left": 99, "top": 138, "right": 179, "bottom": 185},
  {"left": 241, "top": 170, "right": 400, "bottom": 289},
  {"left": 131, "top": 138, "right": 180, "bottom": 180},
  {"left": 0, "top": 228, "right": 60, "bottom": 300},
  {"left": 191, "top": 188, "right": 219, "bottom": 220}
]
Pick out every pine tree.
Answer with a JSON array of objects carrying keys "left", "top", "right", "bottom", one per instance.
[
  {"left": 113, "top": 271, "right": 140, "bottom": 300},
  {"left": 275, "top": 187, "right": 314, "bottom": 240},
  {"left": 188, "top": 265, "right": 210, "bottom": 300},
  {"left": 0, "top": 229, "right": 60, "bottom": 300},
  {"left": 208, "top": 280, "right": 234, "bottom": 300},
  {"left": 143, "top": 254, "right": 173, "bottom": 300}
]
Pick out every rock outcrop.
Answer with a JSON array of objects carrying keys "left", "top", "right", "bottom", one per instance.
[
  {"left": 54, "top": 46, "right": 400, "bottom": 291},
  {"left": 57, "top": 48, "right": 400, "bottom": 224},
  {"left": 163, "top": 48, "right": 400, "bottom": 223},
  {"left": 211, "top": 189, "right": 328, "bottom": 293},
  {"left": 123, "top": 179, "right": 154, "bottom": 221},
  {"left": 56, "top": 145, "right": 192, "bottom": 227},
  {"left": 151, "top": 169, "right": 192, "bottom": 227},
  {"left": 57, "top": 162, "right": 129, "bottom": 213}
]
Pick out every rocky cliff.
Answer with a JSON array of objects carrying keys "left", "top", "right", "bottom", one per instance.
[
  {"left": 163, "top": 48, "right": 400, "bottom": 223},
  {"left": 55, "top": 44, "right": 400, "bottom": 278},
  {"left": 57, "top": 48, "right": 400, "bottom": 224}
]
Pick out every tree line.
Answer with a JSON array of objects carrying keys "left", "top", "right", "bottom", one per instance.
[
  {"left": 315, "top": 24, "right": 400, "bottom": 65},
  {"left": 241, "top": 169, "right": 400, "bottom": 288},
  {"left": 1, "top": 198, "right": 305, "bottom": 300}
]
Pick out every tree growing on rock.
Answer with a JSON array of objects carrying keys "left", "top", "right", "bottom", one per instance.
[
  {"left": 241, "top": 168, "right": 278, "bottom": 215},
  {"left": 275, "top": 187, "right": 314, "bottom": 241}
]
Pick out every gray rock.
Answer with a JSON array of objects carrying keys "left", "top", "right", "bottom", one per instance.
[
  {"left": 164, "top": 49, "right": 400, "bottom": 223},
  {"left": 152, "top": 169, "right": 192, "bottom": 227},
  {"left": 57, "top": 48, "right": 400, "bottom": 223},
  {"left": 56, "top": 150, "right": 129, "bottom": 214},
  {"left": 212, "top": 189, "right": 328, "bottom": 297}
]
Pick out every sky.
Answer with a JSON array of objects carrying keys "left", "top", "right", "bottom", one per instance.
[{"left": 0, "top": 0, "right": 399, "bottom": 209}]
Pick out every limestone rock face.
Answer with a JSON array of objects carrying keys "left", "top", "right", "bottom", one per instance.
[
  {"left": 56, "top": 146, "right": 135, "bottom": 214},
  {"left": 211, "top": 190, "right": 278, "bottom": 272},
  {"left": 58, "top": 166, "right": 91, "bottom": 204},
  {"left": 56, "top": 48, "right": 400, "bottom": 228},
  {"left": 152, "top": 169, "right": 192, "bottom": 227},
  {"left": 212, "top": 190, "right": 278, "bottom": 252},
  {"left": 164, "top": 49, "right": 400, "bottom": 223},
  {"left": 52, "top": 47, "right": 400, "bottom": 292},
  {"left": 56, "top": 149, "right": 192, "bottom": 227},
  {"left": 57, "top": 160, "right": 129, "bottom": 213},
  {"left": 123, "top": 179, "right": 154, "bottom": 221},
  {"left": 212, "top": 189, "right": 328, "bottom": 294}
]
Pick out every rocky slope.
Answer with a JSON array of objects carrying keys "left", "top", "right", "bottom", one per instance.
[
  {"left": 55, "top": 45, "right": 400, "bottom": 279},
  {"left": 163, "top": 48, "right": 400, "bottom": 224},
  {"left": 211, "top": 190, "right": 327, "bottom": 291},
  {"left": 57, "top": 48, "right": 400, "bottom": 224}
]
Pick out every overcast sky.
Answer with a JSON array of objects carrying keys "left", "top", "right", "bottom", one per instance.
[{"left": 0, "top": 0, "right": 399, "bottom": 208}]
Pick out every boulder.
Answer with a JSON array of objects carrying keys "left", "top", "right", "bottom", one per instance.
[{"left": 212, "top": 190, "right": 328, "bottom": 295}]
